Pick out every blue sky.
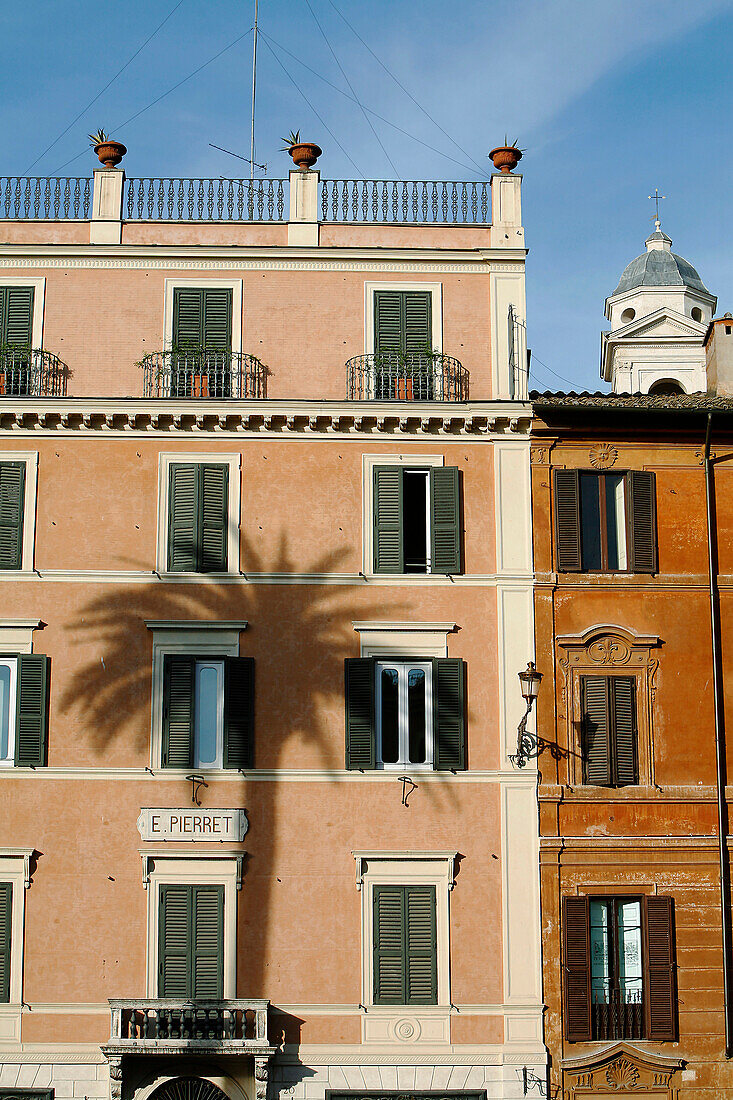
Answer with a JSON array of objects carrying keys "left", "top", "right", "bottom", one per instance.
[{"left": 2, "top": 0, "right": 732, "bottom": 392}]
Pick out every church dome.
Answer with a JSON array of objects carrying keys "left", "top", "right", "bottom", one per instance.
[{"left": 612, "top": 228, "right": 710, "bottom": 296}]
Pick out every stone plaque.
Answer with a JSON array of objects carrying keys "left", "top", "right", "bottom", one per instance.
[{"left": 137, "top": 807, "right": 248, "bottom": 842}]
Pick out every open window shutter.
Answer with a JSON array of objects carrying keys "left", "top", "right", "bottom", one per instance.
[
  {"left": 405, "top": 885, "right": 437, "bottom": 1004},
  {"left": 373, "top": 885, "right": 406, "bottom": 1004},
  {"left": 344, "top": 657, "right": 375, "bottom": 770},
  {"left": 612, "top": 677, "right": 637, "bottom": 786},
  {"left": 159, "top": 884, "right": 192, "bottom": 997},
  {"left": 404, "top": 292, "right": 432, "bottom": 355},
  {"left": 581, "top": 676, "right": 611, "bottom": 786},
  {"left": 202, "top": 288, "right": 232, "bottom": 350},
  {"left": 554, "top": 469, "right": 582, "bottom": 571},
  {"left": 430, "top": 466, "right": 461, "bottom": 574},
  {"left": 173, "top": 288, "right": 204, "bottom": 348},
  {"left": 374, "top": 291, "right": 403, "bottom": 355},
  {"left": 192, "top": 885, "right": 224, "bottom": 998},
  {"left": 168, "top": 464, "right": 199, "bottom": 572},
  {"left": 0, "top": 462, "right": 25, "bottom": 570},
  {"left": 0, "top": 882, "right": 11, "bottom": 1003},
  {"left": 199, "top": 464, "right": 228, "bottom": 572},
  {"left": 224, "top": 656, "right": 254, "bottom": 769},
  {"left": 628, "top": 471, "right": 657, "bottom": 573},
  {"left": 4, "top": 287, "right": 34, "bottom": 347},
  {"left": 15, "top": 654, "right": 48, "bottom": 767},
  {"left": 162, "top": 655, "right": 194, "bottom": 768},
  {"left": 563, "top": 895, "right": 591, "bottom": 1041},
  {"left": 433, "top": 658, "right": 465, "bottom": 770},
  {"left": 373, "top": 465, "right": 403, "bottom": 573},
  {"left": 644, "top": 895, "right": 676, "bottom": 1040}
]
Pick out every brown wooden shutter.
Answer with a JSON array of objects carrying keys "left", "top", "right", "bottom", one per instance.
[
  {"left": 581, "top": 677, "right": 611, "bottom": 786},
  {"left": 563, "top": 895, "right": 591, "bottom": 1041},
  {"left": 644, "top": 895, "right": 676, "bottom": 1040},
  {"left": 554, "top": 469, "right": 582, "bottom": 571},
  {"left": 628, "top": 471, "right": 657, "bottom": 573},
  {"left": 611, "top": 677, "right": 637, "bottom": 786}
]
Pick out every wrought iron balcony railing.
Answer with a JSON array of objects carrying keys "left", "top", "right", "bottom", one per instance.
[
  {"left": 592, "top": 989, "right": 644, "bottom": 1041},
  {"left": 346, "top": 352, "right": 469, "bottom": 402},
  {"left": 321, "top": 180, "right": 489, "bottom": 224},
  {"left": 0, "top": 348, "right": 69, "bottom": 396},
  {"left": 0, "top": 176, "right": 91, "bottom": 220},
  {"left": 140, "top": 349, "right": 267, "bottom": 399},
  {"left": 126, "top": 178, "right": 287, "bottom": 222},
  {"left": 106, "top": 998, "right": 270, "bottom": 1052}
]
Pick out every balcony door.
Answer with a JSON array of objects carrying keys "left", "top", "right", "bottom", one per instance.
[
  {"left": 158, "top": 883, "right": 224, "bottom": 998},
  {"left": 0, "top": 286, "right": 34, "bottom": 395},
  {"left": 374, "top": 290, "right": 433, "bottom": 399},
  {"left": 172, "top": 287, "right": 233, "bottom": 398}
]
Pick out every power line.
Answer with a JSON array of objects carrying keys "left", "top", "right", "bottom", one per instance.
[
  {"left": 302, "top": 0, "right": 400, "bottom": 179},
  {"left": 259, "top": 34, "right": 365, "bottom": 178},
  {"left": 50, "top": 25, "right": 255, "bottom": 175},
  {"left": 25, "top": 0, "right": 186, "bottom": 175},
  {"left": 325, "top": 0, "right": 487, "bottom": 177},
  {"left": 529, "top": 352, "right": 586, "bottom": 391},
  {"left": 260, "top": 29, "right": 483, "bottom": 177}
]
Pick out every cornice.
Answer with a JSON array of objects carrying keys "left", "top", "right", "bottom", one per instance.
[{"left": 0, "top": 398, "right": 532, "bottom": 438}]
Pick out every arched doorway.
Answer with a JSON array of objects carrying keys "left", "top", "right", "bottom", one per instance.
[{"left": 149, "top": 1078, "right": 231, "bottom": 1100}]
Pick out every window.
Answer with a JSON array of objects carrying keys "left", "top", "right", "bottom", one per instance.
[
  {"left": 374, "top": 290, "right": 434, "bottom": 397},
  {"left": 0, "top": 655, "right": 48, "bottom": 768},
  {"left": 345, "top": 656, "right": 464, "bottom": 771},
  {"left": 0, "top": 881, "right": 10, "bottom": 1003},
  {"left": 162, "top": 654, "right": 253, "bottom": 769},
  {"left": 373, "top": 465, "right": 461, "bottom": 575},
  {"left": 581, "top": 676, "right": 637, "bottom": 787},
  {"left": 168, "top": 463, "right": 229, "bottom": 573},
  {"left": 158, "top": 883, "right": 224, "bottom": 998},
  {"left": 171, "top": 287, "right": 233, "bottom": 398},
  {"left": 373, "top": 884, "right": 437, "bottom": 1005},
  {"left": 554, "top": 469, "right": 657, "bottom": 573},
  {"left": 563, "top": 894, "right": 676, "bottom": 1042},
  {"left": 0, "top": 462, "right": 26, "bottom": 570},
  {"left": 0, "top": 287, "right": 34, "bottom": 396}
]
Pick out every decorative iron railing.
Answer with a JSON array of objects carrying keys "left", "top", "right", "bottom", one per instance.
[
  {"left": 125, "top": 177, "right": 287, "bottom": 221},
  {"left": 0, "top": 348, "right": 69, "bottom": 395},
  {"left": 107, "top": 998, "right": 269, "bottom": 1049},
  {"left": 321, "top": 180, "right": 490, "bottom": 224},
  {"left": 592, "top": 990, "right": 644, "bottom": 1040},
  {"left": 346, "top": 352, "right": 468, "bottom": 401},
  {"left": 0, "top": 177, "right": 91, "bottom": 220},
  {"left": 140, "top": 349, "right": 267, "bottom": 399}
]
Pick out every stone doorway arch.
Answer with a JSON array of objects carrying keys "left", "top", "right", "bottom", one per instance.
[{"left": 149, "top": 1079, "right": 231, "bottom": 1100}]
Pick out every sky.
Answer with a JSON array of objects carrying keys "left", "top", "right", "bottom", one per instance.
[{"left": 2, "top": 0, "right": 732, "bottom": 393}]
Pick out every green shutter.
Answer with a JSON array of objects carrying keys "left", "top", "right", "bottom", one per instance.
[
  {"left": 0, "top": 882, "right": 11, "bottom": 1003},
  {"left": 374, "top": 291, "right": 403, "bottom": 355},
  {"left": 430, "top": 467, "right": 461, "bottom": 574},
  {"left": 581, "top": 677, "right": 611, "bottom": 786},
  {"left": 173, "top": 288, "right": 204, "bottom": 349},
  {"left": 345, "top": 657, "right": 376, "bottom": 770},
  {"left": 612, "top": 677, "right": 637, "bottom": 786},
  {"left": 0, "top": 287, "right": 34, "bottom": 347},
  {"left": 15, "top": 654, "right": 48, "bottom": 767},
  {"left": 224, "top": 656, "right": 254, "bottom": 769},
  {"left": 162, "top": 655, "right": 195, "bottom": 768},
  {"left": 404, "top": 292, "right": 432, "bottom": 355},
  {"left": 373, "top": 466, "right": 404, "bottom": 574},
  {"left": 373, "top": 885, "right": 406, "bottom": 1004},
  {"left": 628, "top": 471, "right": 657, "bottom": 573},
  {"left": 374, "top": 291, "right": 432, "bottom": 356},
  {"left": 159, "top": 884, "right": 192, "bottom": 997},
  {"left": 168, "top": 464, "right": 199, "bottom": 571},
  {"left": 192, "top": 885, "right": 224, "bottom": 998},
  {"left": 0, "top": 463, "right": 25, "bottom": 570},
  {"left": 554, "top": 469, "right": 582, "bottom": 571},
  {"left": 199, "top": 464, "right": 228, "bottom": 572},
  {"left": 203, "top": 289, "right": 232, "bottom": 351},
  {"left": 405, "top": 885, "right": 437, "bottom": 1004},
  {"left": 433, "top": 658, "right": 465, "bottom": 770}
]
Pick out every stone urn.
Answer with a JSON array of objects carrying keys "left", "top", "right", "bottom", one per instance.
[
  {"left": 288, "top": 142, "right": 322, "bottom": 170},
  {"left": 94, "top": 141, "right": 127, "bottom": 169},
  {"left": 489, "top": 145, "right": 522, "bottom": 173}
]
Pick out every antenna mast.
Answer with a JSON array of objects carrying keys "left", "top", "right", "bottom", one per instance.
[{"left": 250, "top": 0, "right": 259, "bottom": 182}]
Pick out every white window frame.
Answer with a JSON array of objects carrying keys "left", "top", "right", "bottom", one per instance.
[
  {"left": 375, "top": 659, "right": 433, "bottom": 770},
  {"left": 0, "top": 452, "right": 38, "bottom": 574},
  {"left": 361, "top": 452, "right": 444, "bottom": 577},
  {"left": 0, "top": 849, "right": 33, "bottom": 1044},
  {"left": 353, "top": 851, "right": 455, "bottom": 1044},
  {"left": 0, "top": 278, "right": 46, "bottom": 350},
  {"left": 145, "top": 621, "right": 246, "bottom": 769},
  {"left": 364, "top": 282, "right": 443, "bottom": 357},
  {"left": 143, "top": 853, "right": 239, "bottom": 999},
  {"left": 163, "top": 279, "right": 243, "bottom": 356},
  {"left": 156, "top": 452, "right": 241, "bottom": 575},
  {"left": 0, "top": 659, "right": 18, "bottom": 769}
]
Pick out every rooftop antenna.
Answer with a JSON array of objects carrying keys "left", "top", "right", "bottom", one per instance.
[
  {"left": 250, "top": 0, "right": 259, "bottom": 182},
  {"left": 648, "top": 188, "right": 666, "bottom": 231}
]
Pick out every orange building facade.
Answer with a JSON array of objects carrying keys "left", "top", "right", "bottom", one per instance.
[{"left": 0, "top": 160, "right": 544, "bottom": 1100}]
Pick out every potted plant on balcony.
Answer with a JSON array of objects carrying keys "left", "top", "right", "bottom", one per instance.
[
  {"left": 89, "top": 128, "right": 127, "bottom": 169},
  {"left": 281, "top": 130, "right": 322, "bottom": 170},
  {"left": 488, "top": 137, "right": 523, "bottom": 174}
]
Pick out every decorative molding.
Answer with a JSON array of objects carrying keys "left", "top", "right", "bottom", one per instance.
[
  {"left": 0, "top": 765, "right": 537, "bottom": 784},
  {"left": 588, "top": 443, "right": 618, "bottom": 469},
  {"left": 353, "top": 850, "right": 459, "bottom": 891},
  {"left": 562, "top": 1041, "right": 684, "bottom": 1095},
  {"left": 145, "top": 620, "right": 248, "bottom": 631}
]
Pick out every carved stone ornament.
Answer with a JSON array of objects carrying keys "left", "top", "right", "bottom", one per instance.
[
  {"left": 108, "top": 1057, "right": 123, "bottom": 1100},
  {"left": 589, "top": 443, "right": 618, "bottom": 469},
  {"left": 587, "top": 635, "right": 631, "bottom": 665},
  {"left": 255, "top": 1055, "right": 272, "bottom": 1100},
  {"left": 605, "top": 1057, "right": 640, "bottom": 1089},
  {"left": 562, "top": 1041, "right": 683, "bottom": 1096}
]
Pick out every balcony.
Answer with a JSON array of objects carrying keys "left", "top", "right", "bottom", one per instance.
[
  {"left": 592, "top": 989, "right": 644, "bottom": 1041},
  {"left": 0, "top": 348, "right": 69, "bottom": 396},
  {"left": 140, "top": 350, "right": 267, "bottom": 399},
  {"left": 105, "top": 998, "right": 271, "bottom": 1054},
  {"left": 346, "top": 352, "right": 469, "bottom": 401}
]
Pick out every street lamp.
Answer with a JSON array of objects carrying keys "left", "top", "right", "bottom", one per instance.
[{"left": 512, "top": 661, "right": 543, "bottom": 768}]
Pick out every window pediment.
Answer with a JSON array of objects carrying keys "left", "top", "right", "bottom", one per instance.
[{"left": 562, "top": 1041, "right": 684, "bottom": 1094}]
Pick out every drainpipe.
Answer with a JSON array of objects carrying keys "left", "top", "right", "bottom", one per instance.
[{"left": 704, "top": 411, "right": 733, "bottom": 1056}]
